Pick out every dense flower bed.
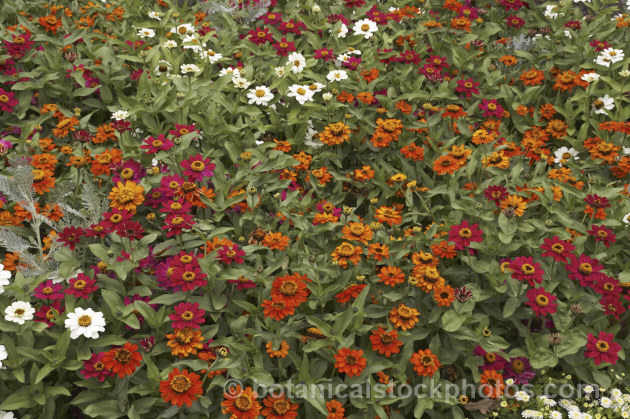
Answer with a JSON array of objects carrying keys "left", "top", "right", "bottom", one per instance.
[{"left": 0, "top": 0, "right": 629, "bottom": 417}]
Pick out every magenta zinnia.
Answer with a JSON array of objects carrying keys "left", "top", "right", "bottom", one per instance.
[
  {"left": 65, "top": 273, "right": 99, "bottom": 299},
  {"left": 180, "top": 154, "right": 215, "bottom": 181},
  {"left": 448, "top": 220, "right": 483, "bottom": 250},
  {"left": 216, "top": 244, "right": 246, "bottom": 265},
  {"left": 540, "top": 236, "right": 575, "bottom": 263}
]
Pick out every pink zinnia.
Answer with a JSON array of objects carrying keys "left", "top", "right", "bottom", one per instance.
[
  {"left": 455, "top": 78, "right": 480, "bottom": 98},
  {"left": 509, "top": 256, "right": 544, "bottom": 287},
  {"left": 587, "top": 225, "right": 616, "bottom": 248},
  {"left": 448, "top": 220, "right": 483, "bottom": 250},
  {"left": 584, "top": 332, "right": 621, "bottom": 365},
  {"left": 272, "top": 37, "right": 296, "bottom": 56},
  {"left": 479, "top": 99, "right": 505, "bottom": 118},
  {"left": 526, "top": 287, "right": 557, "bottom": 317},
  {"left": 81, "top": 352, "right": 115, "bottom": 382},
  {"left": 593, "top": 275, "right": 622, "bottom": 296},
  {"left": 314, "top": 48, "right": 335, "bottom": 61},
  {"left": 65, "top": 273, "right": 99, "bottom": 299},
  {"left": 600, "top": 294, "right": 626, "bottom": 320},
  {"left": 163, "top": 213, "right": 195, "bottom": 237},
  {"left": 33, "top": 280, "right": 65, "bottom": 300},
  {"left": 169, "top": 302, "right": 206, "bottom": 329},
  {"left": 34, "top": 301, "right": 64, "bottom": 328},
  {"left": 216, "top": 244, "right": 246, "bottom": 265},
  {"left": 140, "top": 134, "right": 174, "bottom": 154},
  {"left": 540, "top": 236, "right": 575, "bottom": 263},
  {"left": 248, "top": 27, "right": 273, "bottom": 45},
  {"left": 181, "top": 154, "right": 215, "bottom": 181},
  {"left": 0, "top": 88, "right": 19, "bottom": 113}
]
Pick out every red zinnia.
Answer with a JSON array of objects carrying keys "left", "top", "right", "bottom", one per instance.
[
  {"left": 565, "top": 254, "right": 604, "bottom": 287},
  {"left": 216, "top": 244, "right": 246, "bottom": 265},
  {"left": 584, "top": 332, "right": 621, "bottom": 365},
  {"left": 587, "top": 225, "right": 616, "bottom": 248},
  {"left": 57, "top": 226, "right": 84, "bottom": 250},
  {"left": 525, "top": 287, "right": 557, "bottom": 317},
  {"left": 81, "top": 352, "right": 115, "bottom": 382},
  {"left": 540, "top": 236, "right": 575, "bottom": 263},
  {"left": 0, "top": 88, "right": 19, "bottom": 113},
  {"left": 509, "top": 256, "right": 544, "bottom": 287}
]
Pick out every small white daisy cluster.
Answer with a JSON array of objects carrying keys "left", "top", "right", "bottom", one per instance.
[{"left": 497, "top": 384, "right": 630, "bottom": 418}]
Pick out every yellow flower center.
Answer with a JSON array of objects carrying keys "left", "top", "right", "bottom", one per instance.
[{"left": 78, "top": 315, "right": 92, "bottom": 326}]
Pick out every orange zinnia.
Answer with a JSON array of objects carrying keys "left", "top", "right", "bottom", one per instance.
[
  {"left": 266, "top": 340, "right": 289, "bottom": 358},
  {"left": 166, "top": 328, "right": 205, "bottom": 358},
  {"left": 479, "top": 369, "right": 505, "bottom": 399},
  {"left": 377, "top": 265, "right": 405, "bottom": 286},
  {"left": 102, "top": 342, "right": 143, "bottom": 378},
  {"left": 354, "top": 165, "right": 375, "bottom": 181},
  {"left": 519, "top": 68, "right": 545, "bottom": 86},
  {"left": 367, "top": 243, "right": 390, "bottom": 261},
  {"left": 262, "top": 297, "right": 295, "bottom": 320},
  {"left": 319, "top": 122, "right": 351, "bottom": 146},
  {"left": 369, "top": 327, "right": 402, "bottom": 357},
  {"left": 31, "top": 153, "right": 58, "bottom": 171},
  {"left": 410, "top": 349, "right": 441, "bottom": 377},
  {"left": 375, "top": 206, "right": 402, "bottom": 226},
  {"left": 334, "top": 347, "right": 367, "bottom": 377},
  {"left": 389, "top": 303, "right": 420, "bottom": 330},
  {"left": 261, "top": 393, "right": 299, "bottom": 419},
  {"left": 331, "top": 242, "right": 362, "bottom": 268},
  {"left": 263, "top": 232, "right": 290, "bottom": 250},
  {"left": 32, "top": 169, "right": 56, "bottom": 194},
  {"left": 159, "top": 368, "right": 203, "bottom": 407},
  {"left": 271, "top": 273, "right": 309, "bottom": 307},
  {"left": 433, "top": 284, "right": 455, "bottom": 307},
  {"left": 108, "top": 181, "right": 145, "bottom": 213},
  {"left": 326, "top": 399, "right": 345, "bottom": 419},
  {"left": 432, "top": 155, "right": 460, "bottom": 175},
  {"left": 341, "top": 222, "right": 373, "bottom": 244},
  {"left": 553, "top": 70, "right": 577, "bottom": 92},
  {"left": 222, "top": 385, "right": 261, "bottom": 419},
  {"left": 500, "top": 195, "right": 527, "bottom": 217}
]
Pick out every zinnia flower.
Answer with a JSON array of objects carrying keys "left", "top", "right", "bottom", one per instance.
[
  {"left": 169, "top": 302, "right": 205, "bottom": 330},
  {"left": 64, "top": 307, "right": 107, "bottom": 339},
  {"left": 410, "top": 349, "right": 441, "bottom": 377},
  {"left": 525, "top": 287, "right": 557, "bottom": 317},
  {"left": 334, "top": 347, "right": 367, "bottom": 377},
  {"left": 448, "top": 220, "right": 483, "bottom": 250},
  {"left": 102, "top": 342, "right": 143, "bottom": 378},
  {"left": 584, "top": 332, "right": 621, "bottom": 365},
  {"left": 80, "top": 352, "right": 115, "bottom": 382},
  {"left": 159, "top": 368, "right": 203, "bottom": 407}
]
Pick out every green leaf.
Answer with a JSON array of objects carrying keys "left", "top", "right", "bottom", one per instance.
[
  {"left": 442, "top": 311, "right": 464, "bottom": 332},
  {"left": 0, "top": 387, "right": 38, "bottom": 409}
]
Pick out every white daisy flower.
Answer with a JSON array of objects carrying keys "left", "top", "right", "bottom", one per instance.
[
  {"left": 111, "top": 110, "right": 130, "bottom": 120},
  {"left": 64, "top": 307, "right": 106, "bottom": 339},
  {"left": 592, "top": 94, "right": 615, "bottom": 114},
  {"left": 199, "top": 49, "right": 222, "bottom": 63},
  {"left": 346, "top": 48, "right": 362, "bottom": 55},
  {"left": 0, "top": 411, "right": 15, "bottom": 419},
  {"left": 136, "top": 28, "right": 155, "bottom": 38},
  {"left": 232, "top": 77, "right": 251, "bottom": 89},
  {"left": 163, "top": 40, "right": 178, "bottom": 49},
  {"left": 544, "top": 5, "right": 563, "bottom": 19},
  {"left": 550, "top": 412, "right": 563, "bottom": 419},
  {"left": 306, "top": 82, "right": 325, "bottom": 94},
  {"left": 600, "top": 397, "right": 613, "bottom": 408},
  {"left": 154, "top": 60, "right": 172, "bottom": 76},
  {"left": 0, "top": 263, "right": 10, "bottom": 294},
  {"left": 554, "top": 146, "right": 579, "bottom": 165},
  {"left": 286, "top": 52, "right": 306, "bottom": 74},
  {"left": 182, "top": 35, "right": 204, "bottom": 52},
  {"left": 0, "top": 344, "right": 7, "bottom": 368},
  {"left": 581, "top": 72, "right": 600, "bottom": 83},
  {"left": 148, "top": 11, "right": 162, "bottom": 20},
  {"left": 247, "top": 86, "right": 274, "bottom": 105},
  {"left": 336, "top": 53, "right": 350, "bottom": 65},
  {"left": 180, "top": 64, "right": 201, "bottom": 75},
  {"left": 219, "top": 67, "right": 241, "bottom": 78},
  {"left": 596, "top": 48, "right": 625, "bottom": 67},
  {"left": 170, "top": 23, "right": 195, "bottom": 37},
  {"left": 336, "top": 23, "right": 348, "bottom": 38},
  {"left": 327, "top": 69, "right": 348, "bottom": 82},
  {"left": 4, "top": 301, "right": 35, "bottom": 324},
  {"left": 287, "top": 84, "right": 315, "bottom": 105},
  {"left": 515, "top": 391, "right": 530, "bottom": 402},
  {"left": 353, "top": 19, "right": 378, "bottom": 39}
]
